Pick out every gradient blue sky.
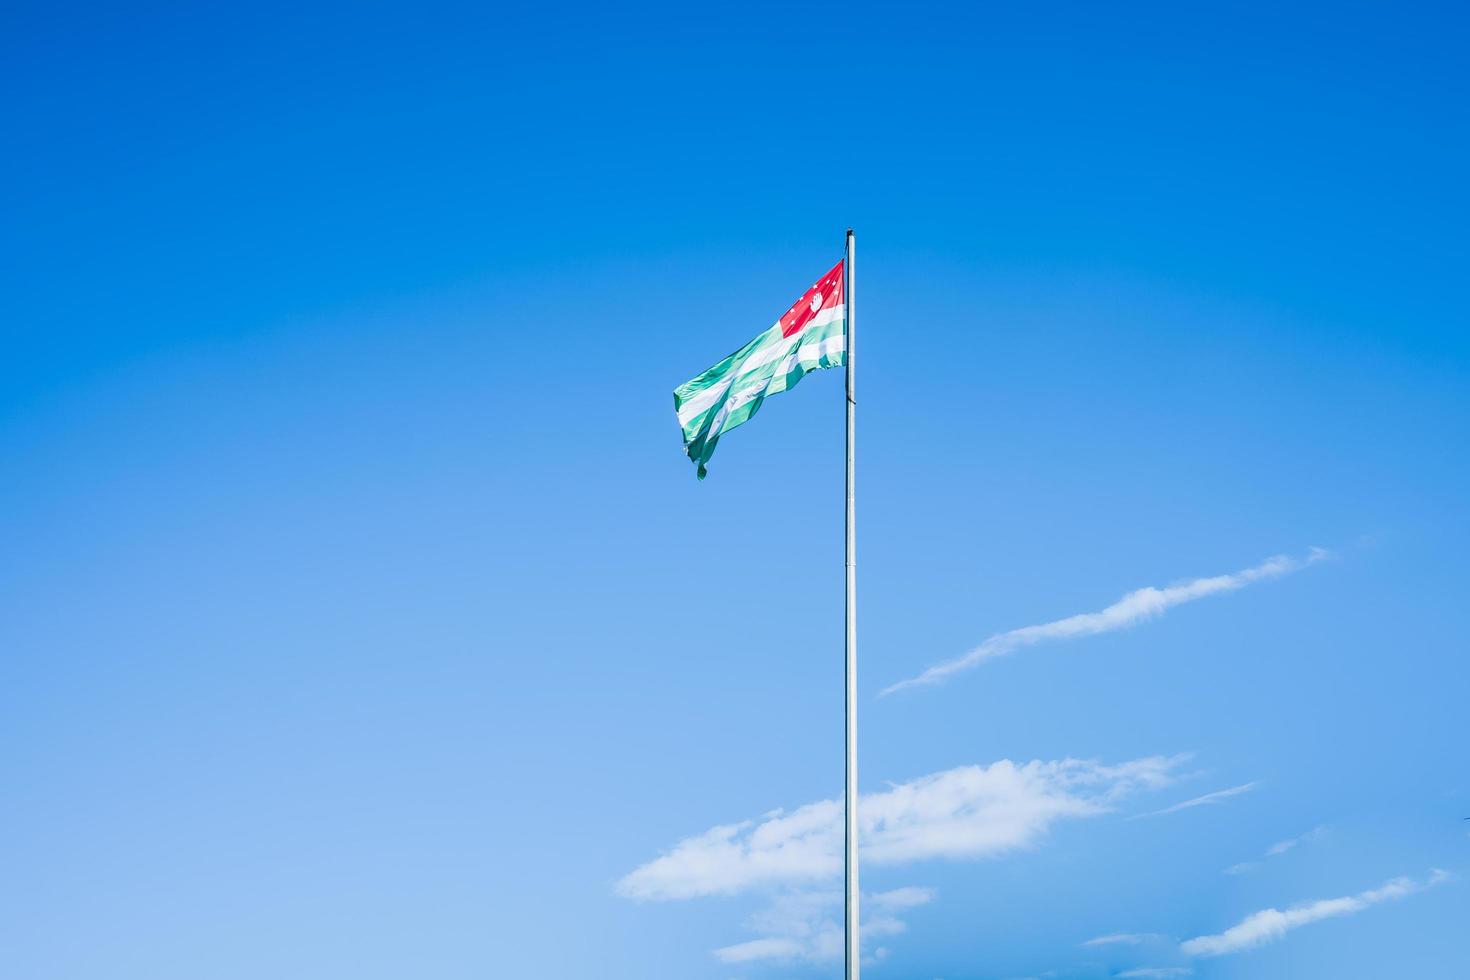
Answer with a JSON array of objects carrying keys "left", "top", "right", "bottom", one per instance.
[{"left": 3, "top": 3, "right": 1468, "bottom": 978}]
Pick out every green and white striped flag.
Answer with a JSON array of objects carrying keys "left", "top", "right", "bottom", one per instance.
[{"left": 673, "top": 260, "right": 846, "bottom": 478}]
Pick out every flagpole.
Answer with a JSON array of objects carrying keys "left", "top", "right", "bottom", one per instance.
[{"left": 843, "top": 228, "right": 859, "bottom": 980}]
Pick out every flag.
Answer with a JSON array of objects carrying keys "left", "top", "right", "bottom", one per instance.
[{"left": 673, "top": 260, "right": 846, "bottom": 478}]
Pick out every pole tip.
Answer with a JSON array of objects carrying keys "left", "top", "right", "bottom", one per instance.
[{"left": 846, "top": 227, "right": 853, "bottom": 237}]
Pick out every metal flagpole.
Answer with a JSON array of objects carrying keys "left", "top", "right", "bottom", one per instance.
[{"left": 843, "top": 228, "right": 859, "bottom": 980}]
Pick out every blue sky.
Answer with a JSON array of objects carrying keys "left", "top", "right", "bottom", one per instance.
[{"left": 3, "top": 2, "right": 1468, "bottom": 978}]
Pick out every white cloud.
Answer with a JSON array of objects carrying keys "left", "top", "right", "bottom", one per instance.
[
  {"left": 619, "top": 755, "right": 1185, "bottom": 901},
  {"left": 1081, "top": 933, "right": 1163, "bottom": 947},
  {"left": 871, "top": 885, "right": 937, "bottom": 910},
  {"left": 1266, "top": 825, "right": 1328, "bottom": 856},
  {"left": 715, "top": 890, "right": 841, "bottom": 964},
  {"left": 1226, "top": 826, "right": 1328, "bottom": 874},
  {"left": 1118, "top": 968, "right": 1193, "bottom": 978},
  {"left": 712, "top": 887, "right": 936, "bottom": 964},
  {"left": 1180, "top": 870, "right": 1453, "bottom": 957},
  {"left": 627, "top": 756, "right": 1186, "bottom": 969},
  {"left": 1129, "top": 782, "right": 1258, "bottom": 820},
  {"left": 714, "top": 936, "right": 806, "bottom": 963},
  {"left": 882, "top": 549, "right": 1329, "bottom": 694}
]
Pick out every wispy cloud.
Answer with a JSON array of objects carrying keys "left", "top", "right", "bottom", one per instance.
[
  {"left": 625, "top": 756, "right": 1186, "bottom": 969},
  {"left": 882, "top": 549, "right": 1329, "bottom": 695},
  {"left": 1129, "top": 782, "right": 1258, "bottom": 820},
  {"left": 868, "top": 885, "right": 936, "bottom": 910},
  {"left": 1181, "top": 870, "right": 1453, "bottom": 957},
  {"left": 714, "top": 891, "right": 841, "bottom": 964},
  {"left": 1118, "top": 969, "right": 1193, "bottom": 978},
  {"left": 712, "top": 887, "right": 935, "bottom": 964},
  {"left": 619, "top": 755, "right": 1184, "bottom": 901},
  {"left": 714, "top": 936, "right": 806, "bottom": 963},
  {"left": 1082, "top": 933, "right": 1164, "bottom": 947},
  {"left": 1267, "top": 826, "right": 1328, "bottom": 856},
  {"left": 1226, "top": 826, "right": 1328, "bottom": 874}
]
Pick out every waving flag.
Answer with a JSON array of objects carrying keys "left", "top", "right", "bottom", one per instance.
[
  {"left": 669, "top": 232, "right": 860, "bottom": 980},
  {"left": 673, "top": 260, "right": 846, "bottom": 478}
]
